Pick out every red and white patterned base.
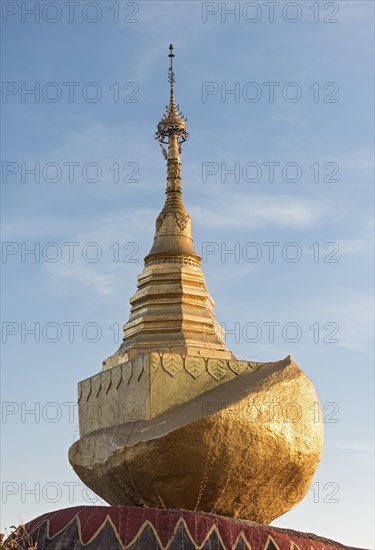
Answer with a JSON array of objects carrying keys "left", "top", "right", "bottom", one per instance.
[{"left": 5, "top": 506, "right": 363, "bottom": 549}]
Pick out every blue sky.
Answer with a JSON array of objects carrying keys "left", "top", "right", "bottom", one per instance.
[{"left": 1, "top": 1, "right": 374, "bottom": 546}]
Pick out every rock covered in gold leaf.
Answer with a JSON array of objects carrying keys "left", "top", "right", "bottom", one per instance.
[{"left": 69, "top": 356, "right": 324, "bottom": 524}]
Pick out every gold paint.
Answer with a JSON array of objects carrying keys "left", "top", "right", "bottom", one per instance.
[
  {"left": 76, "top": 353, "right": 262, "bottom": 436},
  {"left": 69, "top": 358, "right": 324, "bottom": 524}
]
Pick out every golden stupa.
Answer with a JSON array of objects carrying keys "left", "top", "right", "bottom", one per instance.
[{"left": 69, "top": 45, "right": 324, "bottom": 525}]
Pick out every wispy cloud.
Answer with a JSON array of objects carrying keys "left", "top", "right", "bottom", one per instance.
[
  {"left": 49, "top": 265, "right": 120, "bottom": 297},
  {"left": 40, "top": 208, "right": 152, "bottom": 298},
  {"left": 339, "top": 236, "right": 374, "bottom": 257},
  {"left": 191, "top": 193, "right": 324, "bottom": 229},
  {"left": 327, "top": 441, "right": 374, "bottom": 454}
]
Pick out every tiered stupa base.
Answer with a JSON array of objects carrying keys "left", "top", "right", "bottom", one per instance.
[{"left": 5, "top": 506, "right": 359, "bottom": 549}]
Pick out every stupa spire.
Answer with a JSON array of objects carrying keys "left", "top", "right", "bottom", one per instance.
[
  {"left": 146, "top": 44, "right": 196, "bottom": 261},
  {"left": 103, "top": 44, "right": 230, "bottom": 360}
]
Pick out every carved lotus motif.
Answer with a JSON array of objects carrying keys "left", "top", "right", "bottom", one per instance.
[
  {"left": 149, "top": 354, "right": 161, "bottom": 374},
  {"left": 101, "top": 371, "right": 112, "bottom": 394},
  {"left": 207, "top": 359, "right": 227, "bottom": 381},
  {"left": 81, "top": 379, "right": 91, "bottom": 402},
  {"left": 92, "top": 376, "right": 101, "bottom": 398},
  {"left": 77, "top": 382, "right": 83, "bottom": 402},
  {"left": 228, "top": 360, "right": 248, "bottom": 376},
  {"left": 133, "top": 358, "right": 144, "bottom": 381},
  {"left": 185, "top": 357, "right": 206, "bottom": 379},
  {"left": 111, "top": 367, "right": 122, "bottom": 390},
  {"left": 162, "top": 354, "right": 183, "bottom": 377},
  {"left": 122, "top": 363, "right": 132, "bottom": 385}
]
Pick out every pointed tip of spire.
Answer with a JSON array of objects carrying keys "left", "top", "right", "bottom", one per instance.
[
  {"left": 154, "top": 44, "right": 189, "bottom": 148},
  {"left": 168, "top": 44, "right": 175, "bottom": 88}
]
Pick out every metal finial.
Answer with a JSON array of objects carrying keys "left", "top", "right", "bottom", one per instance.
[{"left": 168, "top": 44, "right": 175, "bottom": 97}]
